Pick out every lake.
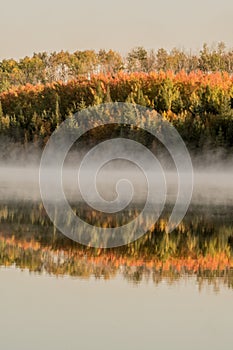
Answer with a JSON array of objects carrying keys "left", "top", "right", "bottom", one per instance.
[{"left": 0, "top": 198, "right": 233, "bottom": 350}]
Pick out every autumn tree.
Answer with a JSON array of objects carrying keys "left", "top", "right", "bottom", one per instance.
[
  {"left": 127, "top": 47, "right": 148, "bottom": 72},
  {"left": 97, "top": 49, "right": 123, "bottom": 74}
]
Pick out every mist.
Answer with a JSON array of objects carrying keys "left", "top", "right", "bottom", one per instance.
[{"left": 0, "top": 141, "right": 232, "bottom": 207}]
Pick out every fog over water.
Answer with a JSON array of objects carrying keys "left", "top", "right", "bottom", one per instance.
[{"left": 0, "top": 154, "right": 232, "bottom": 206}]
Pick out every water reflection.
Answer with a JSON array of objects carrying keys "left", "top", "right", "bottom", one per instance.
[{"left": 0, "top": 201, "right": 233, "bottom": 291}]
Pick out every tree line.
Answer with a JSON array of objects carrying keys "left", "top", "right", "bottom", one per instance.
[{"left": 1, "top": 42, "right": 233, "bottom": 92}]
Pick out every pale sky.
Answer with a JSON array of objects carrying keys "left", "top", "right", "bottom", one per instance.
[{"left": 1, "top": 0, "right": 233, "bottom": 60}]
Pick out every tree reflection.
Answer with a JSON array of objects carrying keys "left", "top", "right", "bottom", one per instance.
[{"left": 0, "top": 201, "right": 233, "bottom": 291}]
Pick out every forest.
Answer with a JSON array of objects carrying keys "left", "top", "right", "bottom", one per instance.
[{"left": 0, "top": 43, "right": 233, "bottom": 152}]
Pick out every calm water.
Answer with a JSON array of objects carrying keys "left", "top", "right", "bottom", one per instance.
[{"left": 0, "top": 200, "right": 233, "bottom": 349}]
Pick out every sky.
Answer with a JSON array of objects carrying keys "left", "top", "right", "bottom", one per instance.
[{"left": 0, "top": 0, "right": 233, "bottom": 60}]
